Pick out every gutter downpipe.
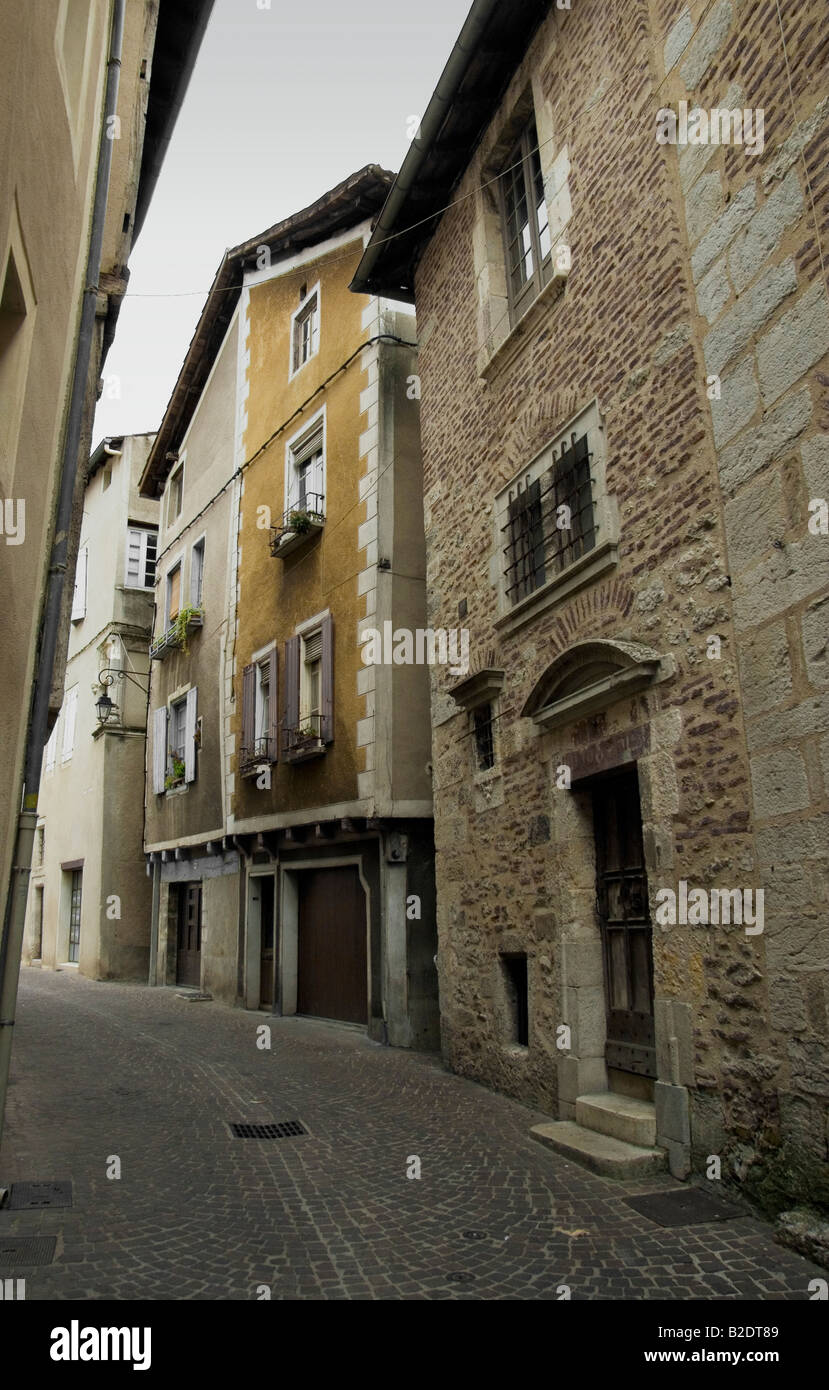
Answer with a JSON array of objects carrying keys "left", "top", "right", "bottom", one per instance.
[
  {"left": 350, "top": 0, "right": 500, "bottom": 296},
  {"left": 0, "top": 0, "right": 127, "bottom": 1150}
]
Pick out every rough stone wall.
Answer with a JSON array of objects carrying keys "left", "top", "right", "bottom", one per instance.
[
  {"left": 660, "top": 0, "right": 829, "bottom": 1208},
  {"left": 414, "top": 0, "right": 829, "bottom": 1210}
]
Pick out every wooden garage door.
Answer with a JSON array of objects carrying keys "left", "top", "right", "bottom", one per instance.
[{"left": 297, "top": 867, "right": 367, "bottom": 1024}]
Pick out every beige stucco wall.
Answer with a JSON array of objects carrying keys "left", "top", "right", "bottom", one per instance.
[{"left": 23, "top": 434, "right": 158, "bottom": 979}]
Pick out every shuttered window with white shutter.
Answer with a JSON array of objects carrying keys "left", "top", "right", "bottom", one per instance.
[
  {"left": 71, "top": 546, "right": 88, "bottom": 621},
  {"left": 61, "top": 686, "right": 78, "bottom": 762},
  {"left": 152, "top": 707, "right": 167, "bottom": 794},
  {"left": 125, "top": 526, "right": 158, "bottom": 589}
]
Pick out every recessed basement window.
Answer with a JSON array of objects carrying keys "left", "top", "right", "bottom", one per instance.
[{"left": 501, "top": 953, "right": 529, "bottom": 1047}]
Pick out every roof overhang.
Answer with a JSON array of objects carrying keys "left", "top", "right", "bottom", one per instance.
[{"left": 350, "top": 0, "right": 550, "bottom": 301}]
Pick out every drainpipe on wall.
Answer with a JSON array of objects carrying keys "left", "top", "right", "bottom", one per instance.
[{"left": 0, "top": 0, "right": 127, "bottom": 1150}]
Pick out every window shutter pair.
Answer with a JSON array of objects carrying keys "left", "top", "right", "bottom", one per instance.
[
  {"left": 152, "top": 687, "right": 198, "bottom": 792},
  {"left": 71, "top": 547, "right": 88, "bottom": 621},
  {"left": 284, "top": 615, "right": 334, "bottom": 751},
  {"left": 241, "top": 648, "right": 279, "bottom": 764}
]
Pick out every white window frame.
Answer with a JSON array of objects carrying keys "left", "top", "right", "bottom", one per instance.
[
  {"left": 252, "top": 640, "right": 276, "bottom": 752},
  {"left": 299, "top": 629, "right": 323, "bottom": 728},
  {"left": 167, "top": 457, "right": 185, "bottom": 528},
  {"left": 45, "top": 719, "right": 58, "bottom": 774},
  {"left": 60, "top": 686, "right": 78, "bottom": 763},
  {"left": 124, "top": 524, "right": 158, "bottom": 590},
  {"left": 71, "top": 544, "right": 88, "bottom": 622},
  {"left": 493, "top": 399, "right": 618, "bottom": 631},
  {"left": 190, "top": 534, "right": 206, "bottom": 608},
  {"left": 164, "top": 556, "right": 184, "bottom": 627},
  {"left": 289, "top": 281, "right": 321, "bottom": 380},
  {"left": 284, "top": 408, "right": 326, "bottom": 518}
]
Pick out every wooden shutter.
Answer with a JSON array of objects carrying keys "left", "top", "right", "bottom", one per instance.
[
  {"left": 241, "top": 662, "right": 255, "bottom": 757},
  {"left": 268, "top": 646, "right": 279, "bottom": 762},
  {"left": 184, "top": 687, "right": 198, "bottom": 783},
  {"left": 152, "top": 706, "right": 167, "bottom": 794},
  {"left": 71, "top": 546, "right": 87, "bottom": 621},
  {"left": 284, "top": 636, "right": 300, "bottom": 756},
  {"left": 321, "top": 614, "right": 334, "bottom": 743}
]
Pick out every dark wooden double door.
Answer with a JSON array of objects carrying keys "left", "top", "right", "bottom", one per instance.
[
  {"left": 297, "top": 867, "right": 367, "bottom": 1025},
  {"left": 176, "top": 882, "right": 202, "bottom": 988},
  {"left": 592, "top": 769, "right": 656, "bottom": 1078}
]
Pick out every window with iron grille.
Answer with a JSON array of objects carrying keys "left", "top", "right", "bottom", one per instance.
[
  {"left": 473, "top": 704, "right": 496, "bottom": 771},
  {"left": 499, "top": 408, "right": 603, "bottom": 611},
  {"left": 498, "top": 118, "right": 552, "bottom": 324}
]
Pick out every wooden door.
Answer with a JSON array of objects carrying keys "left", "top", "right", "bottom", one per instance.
[
  {"left": 297, "top": 867, "right": 367, "bottom": 1024},
  {"left": 259, "top": 874, "right": 275, "bottom": 1009},
  {"left": 176, "top": 882, "right": 202, "bottom": 988},
  {"left": 592, "top": 769, "right": 655, "bottom": 1077}
]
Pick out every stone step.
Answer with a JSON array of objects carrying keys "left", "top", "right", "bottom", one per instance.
[
  {"left": 576, "top": 1092, "right": 657, "bottom": 1147},
  {"left": 530, "top": 1121, "right": 667, "bottom": 1179}
]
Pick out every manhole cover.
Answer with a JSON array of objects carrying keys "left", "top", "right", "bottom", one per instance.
[
  {"left": 228, "top": 1121, "right": 307, "bottom": 1139},
  {"left": 446, "top": 1271, "right": 476, "bottom": 1284},
  {"left": 461, "top": 1230, "right": 488, "bottom": 1241},
  {"left": 625, "top": 1188, "right": 743, "bottom": 1227},
  {"left": 0, "top": 1236, "right": 56, "bottom": 1267},
  {"left": 9, "top": 1181, "right": 72, "bottom": 1211}
]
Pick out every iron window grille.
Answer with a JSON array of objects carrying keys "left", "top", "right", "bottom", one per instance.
[
  {"left": 473, "top": 704, "right": 496, "bottom": 771},
  {"left": 240, "top": 734, "right": 274, "bottom": 773},
  {"left": 498, "top": 118, "right": 552, "bottom": 323},
  {"left": 502, "top": 432, "right": 596, "bottom": 605}
]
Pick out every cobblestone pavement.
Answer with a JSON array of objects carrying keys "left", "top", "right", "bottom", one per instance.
[{"left": 0, "top": 968, "right": 822, "bottom": 1301}]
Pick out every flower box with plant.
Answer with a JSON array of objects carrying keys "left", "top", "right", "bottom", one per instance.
[
  {"left": 150, "top": 605, "right": 204, "bottom": 660},
  {"left": 165, "top": 755, "right": 186, "bottom": 790},
  {"left": 269, "top": 504, "right": 325, "bottom": 558}
]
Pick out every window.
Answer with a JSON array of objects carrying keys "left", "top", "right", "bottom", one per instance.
[
  {"left": 301, "top": 629, "right": 323, "bottom": 730},
  {"left": 59, "top": 0, "right": 91, "bottom": 127},
  {"left": 45, "top": 720, "right": 58, "bottom": 774},
  {"left": 71, "top": 545, "right": 88, "bottom": 621},
  {"left": 190, "top": 537, "right": 205, "bottom": 607},
  {"left": 125, "top": 525, "right": 157, "bottom": 589},
  {"left": 501, "top": 953, "right": 529, "bottom": 1047},
  {"left": 241, "top": 647, "right": 278, "bottom": 770},
  {"left": 67, "top": 867, "right": 82, "bottom": 964},
  {"left": 286, "top": 417, "right": 325, "bottom": 519},
  {"left": 168, "top": 463, "right": 183, "bottom": 525},
  {"left": 290, "top": 283, "right": 320, "bottom": 377},
  {"left": 165, "top": 562, "right": 182, "bottom": 625},
  {"left": 498, "top": 118, "right": 552, "bottom": 323},
  {"left": 158, "top": 688, "right": 198, "bottom": 790},
  {"left": 36, "top": 825, "right": 45, "bottom": 867},
  {"left": 283, "top": 615, "right": 333, "bottom": 759},
  {"left": 473, "top": 704, "right": 496, "bottom": 771},
  {"left": 495, "top": 401, "right": 615, "bottom": 623},
  {"left": 60, "top": 687, "right": 78, "bottom": 762},
  {"left": 0, "top": 217, "right": 36, "bottom": 489}
]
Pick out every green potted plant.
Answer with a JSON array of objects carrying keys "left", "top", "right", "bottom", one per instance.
[
  {"left": 287, "top": 509, "right": 313, "bottom": 535},
  {"left": 171, "top": 604, "right": 202, "bottom": 654},
  {"left": 165, "top": 755, "right": 186, "bottom": 790}
]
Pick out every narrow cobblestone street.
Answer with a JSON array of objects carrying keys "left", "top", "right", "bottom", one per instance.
[{"left": 0, "top": 969, "right": 822, "bottom": 1301}]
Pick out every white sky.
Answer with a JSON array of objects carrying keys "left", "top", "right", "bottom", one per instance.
[{"left": 94, "top": 0, "right": 471, "bottom": 447}]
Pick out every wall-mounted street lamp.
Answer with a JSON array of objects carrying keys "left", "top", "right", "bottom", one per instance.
[{"left": 94, "top": 666, "right": 150, "bottom": 727}]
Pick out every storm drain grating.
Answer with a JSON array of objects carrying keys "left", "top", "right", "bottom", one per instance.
[
  {"left": 0, "top": 1236, "right": 57, "bottom": 1268},
  {"left": 229, "top": 1121, "right": 307, "bottom": 1139},
  {"left": 9, "top": 1181, "right": 72, "bottom": 1211},
  {"left": 625, "top": 1188, "right": 743, "bottom": 1227}
]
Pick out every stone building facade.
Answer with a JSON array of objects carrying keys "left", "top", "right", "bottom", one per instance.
[
  {"left": 354, "top": 0, "right": 829, "bottom": 1212},
  {"left": 142, "top": 169, "right": 438, "bottom": 1049}
]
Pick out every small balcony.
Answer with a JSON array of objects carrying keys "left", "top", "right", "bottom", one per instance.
[
  {"left": 240, "top": 735, "right": 276, "bottom": 777},
  {"left": 150, "top": 607, "right": 203, "bottom": 661},
  {"left": 269, "top": 495, "right": 325, "bottom": 558},
  {"left": 283, "top": 713, "right": 325, "bottom": 762}
]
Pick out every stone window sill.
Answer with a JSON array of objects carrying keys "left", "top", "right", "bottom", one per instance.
[
  {"left": 478, "top": 267, "right": 568, "bottom": 382},
  {"left": 494, "top": 538, "right": 618, "bottom": 638}
]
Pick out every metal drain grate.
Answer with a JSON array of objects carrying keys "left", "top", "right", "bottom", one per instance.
[
  {"left": 9, "top": 1181, "right": 72, "bottom": 1211},
  {"left": 0, "top": 1236, "right": 57, "bottom": 1267},
  {"left": 625, "top": 1188, "right": 743, "bottom": 1227},
  {"left": 229, "top": 1121, "right": 307, "bottom": 1139}
]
